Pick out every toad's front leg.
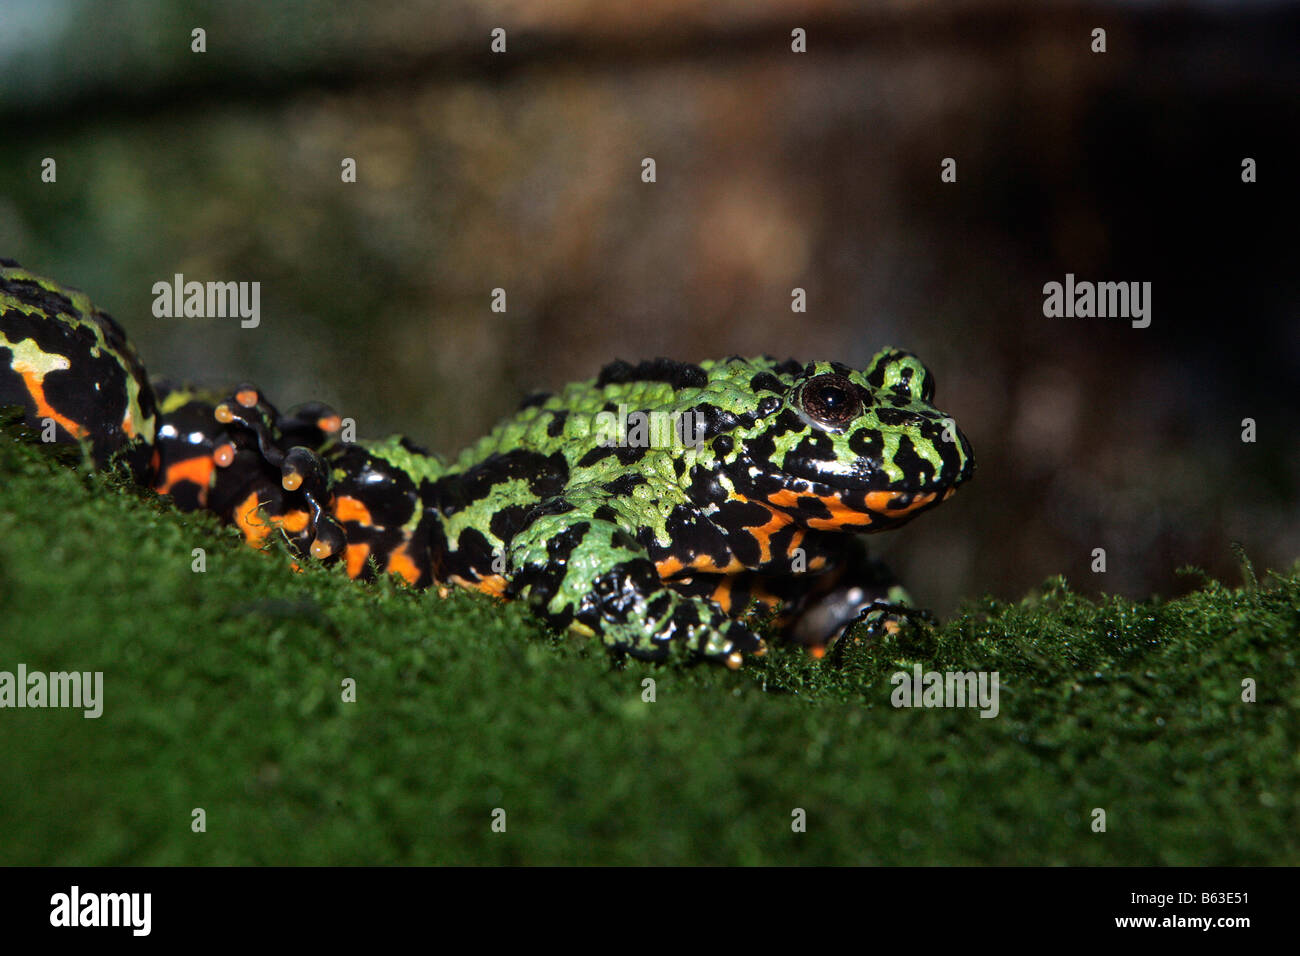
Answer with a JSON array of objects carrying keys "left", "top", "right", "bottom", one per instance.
[{"left": 505, "top": 508, "right": 765, "bottom": 667}]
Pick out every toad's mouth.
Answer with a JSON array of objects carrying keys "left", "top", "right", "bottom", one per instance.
[
  {"left": 757, "top": 477, "right": 956, "bottom": 532},
  {"left": 727, "top": 448, "right": 970, "bottom": 533},
  {"left": 780, "top": 441, "right": 974, "bottom": 499}
]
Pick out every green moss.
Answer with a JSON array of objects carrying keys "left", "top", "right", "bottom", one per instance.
[{"left": 0, "top": 432, "right": 1296, "bottom": 864}]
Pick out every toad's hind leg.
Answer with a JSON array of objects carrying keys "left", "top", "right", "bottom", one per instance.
[{"left": 505, "top": 508, "right": 765, "bottom": 667}]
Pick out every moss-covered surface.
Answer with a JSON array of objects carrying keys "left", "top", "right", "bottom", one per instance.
[{"left": 0, "top": 429, "right": 1296, "bottom": 865}]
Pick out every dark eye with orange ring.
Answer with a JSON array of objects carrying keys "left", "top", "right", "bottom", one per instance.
[{"left": 798, "top": 373, "right": 862, "bottom": 427}]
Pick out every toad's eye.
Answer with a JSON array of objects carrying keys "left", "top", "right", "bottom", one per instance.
[{"left": 798, "top": 373, "right": 862, "bottom": 428}]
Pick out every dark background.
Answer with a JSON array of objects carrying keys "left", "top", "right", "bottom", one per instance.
[{"left": 1, "top": 0, "right": 1296, "bottom": 614}]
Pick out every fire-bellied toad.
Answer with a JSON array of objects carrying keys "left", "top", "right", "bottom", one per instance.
[{"left": 0, "top": 260, "right": 974, "bottom": 666}]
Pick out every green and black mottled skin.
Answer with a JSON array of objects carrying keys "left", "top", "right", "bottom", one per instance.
[{"left": 0, "top": 260, "right": 974, "bottom": 667}]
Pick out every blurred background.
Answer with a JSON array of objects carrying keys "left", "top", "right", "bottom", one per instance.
[{"left": 0, "top": 0, "right": 1296, "bottom": 614}]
